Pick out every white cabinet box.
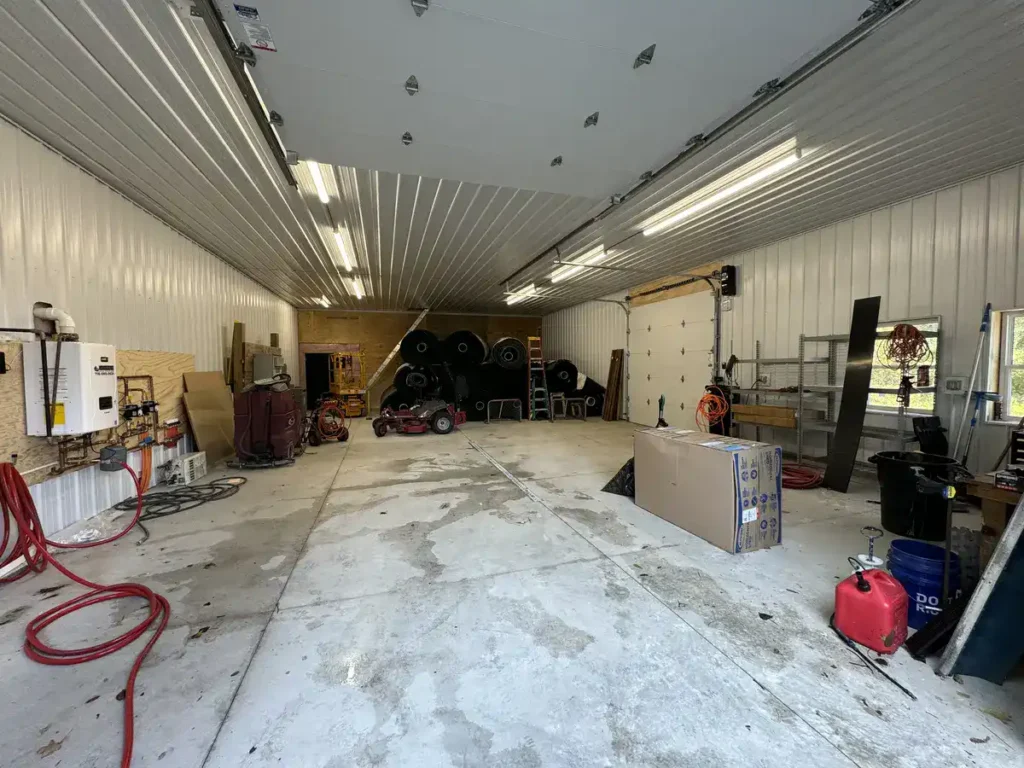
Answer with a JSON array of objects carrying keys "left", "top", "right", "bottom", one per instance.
[{"left": 22, "top": 342, "right": 119, "bottom": 436}]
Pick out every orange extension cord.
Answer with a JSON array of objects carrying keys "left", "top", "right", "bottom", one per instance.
[
  {"left": 0, "top": 461, "right": 167, "bottom": 768},
  {"left": 696, "top": 387, "right": 730, "bottom": 431}
]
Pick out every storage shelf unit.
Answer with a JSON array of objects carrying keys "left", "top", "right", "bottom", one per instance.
[{"left": 730, "top": 336, "right": 923, "bottom": 461}]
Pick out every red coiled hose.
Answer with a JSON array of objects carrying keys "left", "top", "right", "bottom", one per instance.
[
  {"left": 782, "top": 463, "right": 823, "bottom": 489},
  {"left": 0, "top": 462, "right": 168, "bottom": 768}
]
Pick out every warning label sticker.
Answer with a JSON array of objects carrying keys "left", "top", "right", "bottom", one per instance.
[
  {"left": 241, "top": 21, "right": 276, "bottom": 51},
  {"left": 234, "top": 5, "right": 276, "bottom": 51},
  {"left": 234, "top": 4, "right": 260, "bottom": 20}
]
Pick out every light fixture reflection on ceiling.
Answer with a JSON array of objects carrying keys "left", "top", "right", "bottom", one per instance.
[
  {"left": 349, "top": 278, "right": 364, "bottom": 300},
  {"left": 307, "top": 161, "right": 330, "bottom": 204},
  {"left": 312, "top": 296, "right": 330, "bottom": 308},
  {"left": 333, "top": 230, "right": 353, "bottom": 272},
  {"left": 642, "top": 140, "right": 802, "bottom": 237},
  {"left": 506, "top": 284, "right": 537, "bottom": 305},
  {"left": 550, "top": 246, "right": 607, "bottom": 283}
]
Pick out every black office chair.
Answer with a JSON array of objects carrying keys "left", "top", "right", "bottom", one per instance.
[{"left": 913, "top": 416, "right": 949, "bottom": 456}]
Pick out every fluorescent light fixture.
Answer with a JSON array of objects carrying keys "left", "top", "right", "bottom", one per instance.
[
  {"left": 312, "top": 295, "right": 330, "bottom": 308},
  {"left": 333, "top": 230, "right": 353, "bottom": 272},
  {"left": 307, "top": 161, "right": 330, "bottom": 204},
  {"left": 349, "top": 278, "right": 364, "bottom": 300},
  {"left": 642, "top": 140, "right": 802, "bottom": 237},
  {"left": 550, "top": 245, "right": 607, "bottom": 283},
  {"left": 506, "top": 283, "right": 537, "bottom": 305}
]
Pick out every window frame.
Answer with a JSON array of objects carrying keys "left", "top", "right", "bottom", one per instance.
[
  {"left": 997, "top": 309, "right": 1024, "bottom": 422},
  {"left": 866, "top": 316, "right": 940, "bottom": 416}
]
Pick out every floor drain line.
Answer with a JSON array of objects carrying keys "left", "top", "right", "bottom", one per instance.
[{"left": 465, "top": 437, "right": 547, "bottom": 507}]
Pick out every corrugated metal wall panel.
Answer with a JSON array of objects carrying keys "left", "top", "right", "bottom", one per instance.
[
  {"left": 0, "top": 118, "right": 298, "bottom": 372},
  {"left": 543, "top": 293, "right": 627, "bottom": 409},
  {"left": 723, "top": 162, "right": 1024, "bottom": 471},
  {"left": 1, "top": 118, "right": 298, "bottom": 534}
]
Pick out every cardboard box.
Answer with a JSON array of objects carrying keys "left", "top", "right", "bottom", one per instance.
[{"left": 634, "top": 427, "right": 783, "bottom": 553}]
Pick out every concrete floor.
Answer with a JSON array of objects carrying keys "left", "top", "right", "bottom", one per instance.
[{"left": 0, "top": 419, "right": 1021, "bottom": 767}]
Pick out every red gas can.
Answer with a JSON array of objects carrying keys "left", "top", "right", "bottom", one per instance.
[{"left": 834, "top": 565, "right": 909, "bottom": 654}]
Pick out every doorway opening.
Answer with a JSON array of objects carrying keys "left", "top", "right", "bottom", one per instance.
[{"left": 304, "top": 353, "right": 330, "bottom": 410}]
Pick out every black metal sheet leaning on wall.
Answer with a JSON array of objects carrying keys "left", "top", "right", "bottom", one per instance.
[{"left": 822, "top": 296, "right": 881, "bottom": 493}]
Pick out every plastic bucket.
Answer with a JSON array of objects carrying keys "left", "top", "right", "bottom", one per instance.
[
  {"left": 887, "top": 539, "right": 960, "bottom": 629},
  {"left": 869, "top": 451, "right": 958, "bottom": 541}
]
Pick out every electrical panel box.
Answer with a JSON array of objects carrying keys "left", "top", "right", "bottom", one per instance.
[{"left": 22, "top": 342, "right": 119, "bottom": 436}]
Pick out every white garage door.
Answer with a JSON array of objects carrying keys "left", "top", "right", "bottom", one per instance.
[{"left": 629, "top": 291, "right": 716, "bottom": 427}]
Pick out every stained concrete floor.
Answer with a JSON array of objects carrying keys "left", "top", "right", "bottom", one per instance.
[{"left": 0, "top": 419, "right": 1021, "bottom": 767}]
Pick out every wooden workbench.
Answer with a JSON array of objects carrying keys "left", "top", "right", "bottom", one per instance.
[{"left": 967, "top": 474, "right": 1021, "bottom": 535}]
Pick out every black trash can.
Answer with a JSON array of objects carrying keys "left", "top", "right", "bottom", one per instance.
[{"left": 869, "top": 451, "right": 959, "bottom": 541}]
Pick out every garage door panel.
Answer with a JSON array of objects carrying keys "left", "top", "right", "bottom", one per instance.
[{"left": 628, "top": 291, "right": 716, "bottom": 427}]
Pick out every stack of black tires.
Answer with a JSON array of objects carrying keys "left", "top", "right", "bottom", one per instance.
[{"left": 379, "top": 330, "right": 607, "bottom": 421}]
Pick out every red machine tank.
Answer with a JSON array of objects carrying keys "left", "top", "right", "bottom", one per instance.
[{"left": 834, "top": 564, "right": 909, "bottom": 655}]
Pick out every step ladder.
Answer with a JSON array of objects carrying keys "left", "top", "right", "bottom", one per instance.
[{"left": 527, "top": 336, "right": 551, "bottom": 421}]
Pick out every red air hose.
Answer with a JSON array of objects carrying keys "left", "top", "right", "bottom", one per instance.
[
  {"left": 782, "top": 463, "right": 824, "bottom": 489},
  {"left": 0, "top": 461, "right": 168, "bottom": 768}
]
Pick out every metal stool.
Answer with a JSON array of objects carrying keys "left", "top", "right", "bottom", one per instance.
[
  {"left": 551, "top": 394, "right": 586, "bottom": 421},
  {"left": 486, "top": 398, "right": 523, "bottom": 423}
]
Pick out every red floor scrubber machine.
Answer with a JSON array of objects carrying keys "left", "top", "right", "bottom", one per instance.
[{"left": 372, "top": 400, "right": 466, "bottom": 437}]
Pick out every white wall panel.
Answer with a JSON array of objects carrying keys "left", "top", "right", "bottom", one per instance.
[
  {"left": 1, "top": 119, "right": 298, "bottom": 533},
  {"left": 543, "top": 292, "right": 627, "bottom": 399},
  {"left": 725, "top": 162, "right": 1024, "bottom": 471},
  {"left": 0, "top": 119, "right": 298, "bottom": 371}
]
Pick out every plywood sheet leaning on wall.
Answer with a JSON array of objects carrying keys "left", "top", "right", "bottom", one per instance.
[
  {"left": 0, "top": 342, "right": 194, "bottom": 485},
  {"left": 182, "top": 382, "right": 235, "bottom": 465}
]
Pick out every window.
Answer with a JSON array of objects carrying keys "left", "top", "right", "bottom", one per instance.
[
  {"left": 868, "top": 319, "right": 939, "bottom": 413},
  {"left": 998, "top": 310, "right": 1024, "bottom": 420}
]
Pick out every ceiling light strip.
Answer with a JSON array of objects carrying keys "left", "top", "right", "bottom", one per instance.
[
  {"left": 179, "top": 13, "right": 345, "bottom": 297},
  {"left": 105, "top": 3, "right": 332, "bottom": 295},
  {"left": 307, "top": 161, "right": 330, "bottom": 204},
  {"left": 439, "top": 194, "right": 587, "bottom": 309},
  {"left": 643, "top": 150, "right": 801, "bottom": 236},
  {"left": 505, "top": 283, "right": 538, "bottom": 306}
]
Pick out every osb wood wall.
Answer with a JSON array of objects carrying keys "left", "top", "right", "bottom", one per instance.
[
  {"left": 297, "top": 311, "right": 542, "bottom": 406},
  {"left": 0, "top": 342, "right": 194, "bottom": 484}
]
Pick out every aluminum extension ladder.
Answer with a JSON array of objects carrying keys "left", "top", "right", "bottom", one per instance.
[{"left": 527, "top": 336, "right": 551, "bottom": 421}]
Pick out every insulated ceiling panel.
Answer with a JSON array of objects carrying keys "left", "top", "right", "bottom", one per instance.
[{"left": 217, "top": 0, "right": 864, "bottom": 198}]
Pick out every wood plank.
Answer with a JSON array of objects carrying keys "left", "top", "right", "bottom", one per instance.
[
  {"left": 731, "top": 404, "right": 798, "bottom": 430},
  {"left": 184, "top": 371, "right": 229, "bottom": 392},
  {"left": 627, "top": 262, "right": 723, "bottom": 308},
  {"left": 230, "top": 321, "right": 245, "bottom": 393},
  {"left": 603, "top": 349, "right": 624, "bottom": 421}
]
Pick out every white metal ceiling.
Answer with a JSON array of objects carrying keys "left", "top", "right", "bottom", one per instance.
[
  {"left": 217, "top": 0, "right": 863, "bottom": 198},
  {"left": 501, "top": 0, "right": 1024, "bottom": 313},
  {"left": 2, "top": 0, "right": 1023, "bottom": 316},
  {"left": 0, "top": 0, "right": 340, "bottom": 305}
]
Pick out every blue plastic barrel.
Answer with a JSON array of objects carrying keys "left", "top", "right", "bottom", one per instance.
[{"left": 887, "top": 539, "right": 961, "bottom": 629}]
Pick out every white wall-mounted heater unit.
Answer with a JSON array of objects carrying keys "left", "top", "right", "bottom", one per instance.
[{"left": 22, "top": 342, "right": 119, "bottom": 436}]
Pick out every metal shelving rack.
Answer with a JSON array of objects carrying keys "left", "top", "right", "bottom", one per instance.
[{"left": 732, "top": 331, "right": 939, "bottom": 464}]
